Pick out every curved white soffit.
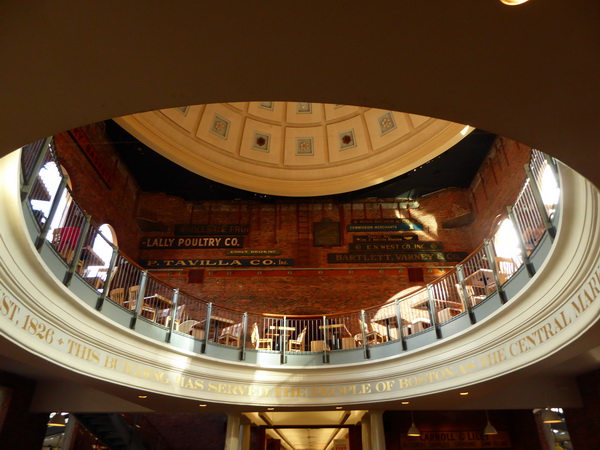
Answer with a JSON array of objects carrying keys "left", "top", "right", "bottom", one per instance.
[
  {"left": 115, "top": 104, "right": 471, "bottom": 197},
  {"left": 1, "top": 150, "right": 599, "bottom": 407}
]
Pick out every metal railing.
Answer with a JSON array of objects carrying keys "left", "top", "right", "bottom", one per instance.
[{"left": 19, "top": 139, "right": 560, "bottom": 364}]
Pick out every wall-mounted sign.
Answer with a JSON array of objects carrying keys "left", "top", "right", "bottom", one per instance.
[
  {"left": 142, "top": 259, "right": 294, "bottom": 268},
  {"left": 327, "top": 252, "right": 468, "bottom": 264},
  {"left": 347, "top": 223, "right": 423, "bottom": 232},
  {"left": 351, "top": 218, "right": 421, "bottom": 224},
  {"left": 141, "top": 236, "right": 243, "bottom": 249},
  {"left": 68, "top": 128, "right": 113, "bottom": 188},
  {"left": 173, "top": 224, "right": 249, "bottom": 236},
  {"left": 227, "top": 249, "right": 281, "bottom": 256},
  {"left": 354, "top": 234, "right": 418, "bottom": 242},
  {"left": 401, "top": 430, "right": 511, "bottom": 449},
  {"left": 349, "top": 242, "right": 443, "bottom": 252}
]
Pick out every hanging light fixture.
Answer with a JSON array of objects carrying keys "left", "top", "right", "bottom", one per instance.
[
  {"left": 500, "top": 0, "right": 531, "bottom": 5},
  {"left": 483, "top": 410, "right": 498, "bottom": 435},
  {"left": 407, "top": 411, "right": 420, "bottom": 436},
  {"left": 541, "top": 409, "right": 563, "bottom": 424}
]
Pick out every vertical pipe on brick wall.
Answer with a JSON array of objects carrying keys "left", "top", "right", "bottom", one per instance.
[
  {"left": 166, "top": 289, "right": 179, "bottom": 343},
  {"left": 130, "top": 271, "right": 148, "bottom": 329},
  {"left": 63, "top": 214, "right": 91, "bottom": 287},
  {"left": 202, "top": 303, "right": 213, "bottom": 354},
  {"left": 338, "top": 204, "right": 345, "bottom": 245},
  {"left": 96, "top": 246, "right": 119, "bottom": 311},
  {"left": 456, "top": 265, "right": 476, "bottom": 324},
  {"left": 35, "top": 176, "right": 69, "bottom": 250},
  {"left": 507, "top": 206, "right": 536, "bottom": 277},
  {"left": 524, "top": 164, "right": 557, "bottom": 240}
]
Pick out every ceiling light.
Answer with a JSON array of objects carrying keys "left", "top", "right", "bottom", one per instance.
[
  {"left": 541, "top": 409, "right": 562, "bottom": 423},
  {"left": 500, "top": 0, "right": 530, "bottom": 5},
  {"left": 459, "top": 392, "right": 469, "bottom": 396},
  {"left": 407, "top": 411, "right": 420, "bottom": 437},
  {"left": 335, "top": 406, "right": 343, "bottom": 410},
  {"left": 484, "top": 411, "right": 498, "bottom": 435},
  {"left": 198, "top": 404, "right": 207, "bottom": 407},
  {"left": 138, "top": 395, "right": 148, "bottom": 399},
  {"left": 402, "top": 401, "right": 410, "bottom": 405},
  {"left": 267, "top": 407, "right": 275, "bottom": 411}
]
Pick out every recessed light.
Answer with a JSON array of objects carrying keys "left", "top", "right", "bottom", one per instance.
[
  {"left": 199, "top": 404, "right": 207, "bottom": 407},
  {"left": 402, "top": 401, "right": 410, "bottom": 405},
  {"left": 138, "top": 395, "right": 148, "bottom": 399},
  {"left": 459, "top": 392, "right": 469, "bottom": 396},
  {"left": 336, "top": 406, "right": 343, "bottom": 410},
  {"left": 267, "top": 407, "right": 275, "bottom": 411}
]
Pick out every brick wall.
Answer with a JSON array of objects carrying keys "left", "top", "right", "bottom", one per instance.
[
  {"left": 57, "top": 127, "right": 532, "bottom": 315},
  {"left": 53, "top": 123, "right": 142, "bottom": 257}
]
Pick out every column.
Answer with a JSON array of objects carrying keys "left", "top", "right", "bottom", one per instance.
[
  {"left": 361, "top": 414, "right": 371, "bottom": 450},
  {"left": 370, "top": 410, "right": 386, "bottom": 450},
  {"left": 224, "top": 413, "right": 241, "bottom": 450},
  {"left": 240, "top": 416, "right": 251, "bottom": 450}
]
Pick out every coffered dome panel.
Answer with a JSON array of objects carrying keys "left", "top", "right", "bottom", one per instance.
[{"left": 116, "top": 102, "right": 472, "bottom": 197}]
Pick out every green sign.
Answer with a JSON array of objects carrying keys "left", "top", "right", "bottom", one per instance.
[
  {"left": 354, "top": 234, "right": 418, "bottom": 242},
  {"left": 141, "top": 236, "right": 243, "bottom": 249},
  {"left": 327, "top": 252, "right": 468, "bottom": 264},
  {"left": 347, "top": 223, "right": 423, "bottom": 232},
  {"left": 348, "top": 242, "right": 443, "bottom": 252},
  {"left": 227, "top": 249, "right": 281, "bottom": 256},
  {"left": 142, "top": 258, "right": 294, "bottom": 268}
]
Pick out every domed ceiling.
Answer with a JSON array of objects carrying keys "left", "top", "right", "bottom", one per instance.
[{"left": 116, "top": 102, "right": 472, "bottom": 197}]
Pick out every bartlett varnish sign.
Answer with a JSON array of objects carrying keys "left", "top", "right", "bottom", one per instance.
[{"left": 327, "top": 252, "right": 468, "bottom": 263}]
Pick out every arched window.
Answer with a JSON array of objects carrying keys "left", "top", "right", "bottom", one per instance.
[
  {"left": 493, "top": 218, "right": 522, "bottom": 265},
  {"left": 83, "top": 224, "right": 117, "bottom": 289}
]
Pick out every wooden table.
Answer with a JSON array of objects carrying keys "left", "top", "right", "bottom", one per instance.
[
  {"left": 268, "top": 326, "right": 296, "bottom": 350},
  {"left": 198, "top": 315, "right": 236, "bottom": 341},
  {"left": 319, "top": 324, "right": 350, "bottom": 350},
  {"left": 142, "top": 293, "right": 173, "bottom": 321},
  {"left": 464, "top": 268, "right": 495, "bottom": 295}
]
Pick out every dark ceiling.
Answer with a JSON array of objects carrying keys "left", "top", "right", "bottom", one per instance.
[{"left": 106, "top": 120, "right": 496, "bottom": 203}]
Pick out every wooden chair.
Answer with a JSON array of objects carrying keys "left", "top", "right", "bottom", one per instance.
[
  {"left": 177, "top": 320, "right": 199, "bottom": 335},
  {"left": 455, "top": 283, "right": 486, "bottom": 307},
  {"left": 127, "top": 285, "right": 156, "bottom": 321},
  {"left": 157, "top": 304, "right": 186, "bottom": 328},
  {"left": 288, "top": 327, "right": 307, "bottom": 352},
  {"left": 495, "top": 256, "right": 518, "bottom": 284},
  {"left": 369, "top": 321, "right": 389, "bottom": 343},
  {"left": 251, "top": 323, "right": 273, "bottom": 350},
  {"left": 437, "top": 308, "right": 461, "bottom": 324},
  {"left": 354, "top": 319, "right": 385, "bottom": 346},
  {"left": 410, "top": 318, "right": 431, "bottom": 333},
  {"left": 109, "top": 288, "right": 125, "bottom": 307},
  {"left": 218, "top": 323, "right": 243, "bottom": 347}
]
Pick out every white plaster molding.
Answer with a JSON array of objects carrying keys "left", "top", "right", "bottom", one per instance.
[{"left": 1, "top": 151, "right": 599, "bottom": 407}]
